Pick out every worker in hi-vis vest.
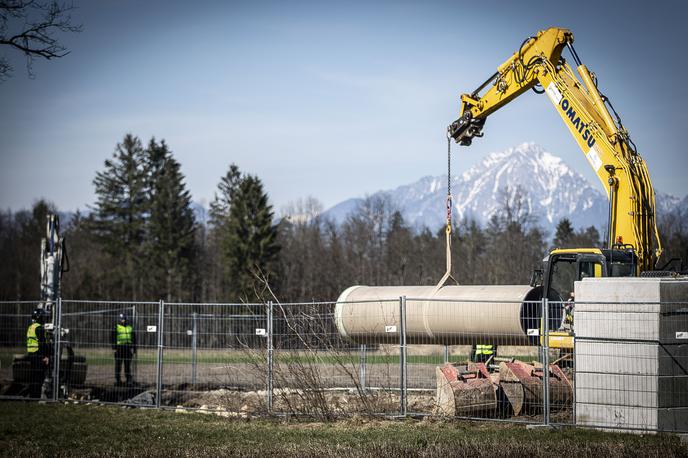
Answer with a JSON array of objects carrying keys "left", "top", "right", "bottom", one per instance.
[
  {"left": 472, "top": 343, "right": 496, "bottom": 364},
  {"left": 27, "top": 308, "right": 50, "bottom": 398},
  {"left": 112, "top": 312, "right": 136, "bottom": 386}
]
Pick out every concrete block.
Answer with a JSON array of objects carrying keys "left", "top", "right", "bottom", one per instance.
[
  {"left": 576, "top": 403, "right": 688, "bottom": 431},
  {"left": 661, "top": 281, "right": 688, "bottom": 303},
  {"left": 575, "top": 310, "right": 659, "bottom": 341},
  {"left": 661, "top": 408, "right": 688, "bottom": 432},
  {"left": 574, "top": 277, "right": 654, "bottom": 304},
  {"left": 576, "top": 402, "right": 657, "bottom": 430},
  {"left": 574, "top": 278, "right": 688, "bottom": 343},
  {"left": 576, "top": 373, "right": 688, "bottom": 408},
  {"left": 658, "top": 306, "right": 688, "bottom": 343},
  {"left": 575, "top": 309, "right": 688, "bottom": 343},
  {"left": 573, "top": 278, "right": 688, "bottom": 432},
  {"left": 575, "top": 341, "right": 688, "bottom": 376},
  {"left": 661, "top": 377, "right": 688, "bottom": 408},
  {"left": 576, "top": 373, "right": 656, "bottom": 407},
  {"left": 575, "top": 277, "right": 688, "bottom": 304},
  {"left": 574, "top": 301, "right": 660, "bottom": 314}
]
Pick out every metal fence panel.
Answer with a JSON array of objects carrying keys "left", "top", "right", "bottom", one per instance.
[
  {"left": 571, "top": 299, "right": 688, "bottom": 432},
  {"left": 58, "top": 300, "right": 160, "bottom": 405},
  {"left": 399, "top": 297, "right": 571, "bottom": 423},
  {"left": 159, "top": 302, "right": 268, "bottom": 411},
  {"left": 0, "top": 301, "right": 42, "bottom": 399},
  {"left": 270, "top": 301, "right": 389, "bottom": 418},
  {"left": 1, "top": 296, "right": 686, "bottom": 434}
]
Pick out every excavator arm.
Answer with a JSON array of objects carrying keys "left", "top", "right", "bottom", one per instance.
[{"left": 449, "top": 27, "right": 662, "bottom": 273}]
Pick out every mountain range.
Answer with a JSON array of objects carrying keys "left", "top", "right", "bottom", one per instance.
[{"left": 321, "top": 142, "right": 687, "bottom": 235}]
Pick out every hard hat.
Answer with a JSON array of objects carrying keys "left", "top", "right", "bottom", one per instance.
[{"left": 118, "top": 312, "right": 128, "bottom": 322}]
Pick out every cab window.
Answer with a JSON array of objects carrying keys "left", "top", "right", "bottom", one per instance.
[
  {"left": 579, "top": 261, "right": 603, "bottom": 279},
  {"left": 549, "top": 257, "right": 576, "bottom": 301}
]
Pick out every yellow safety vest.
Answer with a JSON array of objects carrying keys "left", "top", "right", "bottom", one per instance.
[
  {"left": 116, "top": 324, "right": 133, "bottom": 345},
  {"left": 475, "top": 344, "right": 494, "bottom": 356},
  {"left": 27, "top": 322, "right": 41, "bottom": 353}
]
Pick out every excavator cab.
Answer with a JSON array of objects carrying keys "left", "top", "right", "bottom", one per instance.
[
  {"left": 543, "top": 249, "right": 607, "bottom": 302},
  {"left": 536, "top": 247, "right": 636, "bottom": 300},
  {"left": 531, "top": 247, "right": 636, "bottom": 349}
]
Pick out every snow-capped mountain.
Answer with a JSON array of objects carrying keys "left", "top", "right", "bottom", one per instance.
[{"left": 323, "top": 142, "right": 683, "bottom": 234}]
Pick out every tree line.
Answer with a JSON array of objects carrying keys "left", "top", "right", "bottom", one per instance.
[{"left": 1, "top": 134, "right": 686, "bottom": 303}]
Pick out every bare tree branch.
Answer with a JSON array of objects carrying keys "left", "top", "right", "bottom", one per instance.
[{"left": 0, "top": 0, "right": 81, "bottom": 80}]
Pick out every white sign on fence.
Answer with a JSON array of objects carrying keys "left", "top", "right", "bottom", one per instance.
[
  {"left": 385, "top": 325, "right": 397, "bottom": 333},
  {"left": 527, "top": 328, "right": 539, "bottom": 336},
  {"left": 677, "top": 331, "right": 688, "bottom": 339},
  {"left": 255, "top": 328, "right": 266, "bottom": 336},
  {"left": 147, "top": 325, "right": 157, "bottom": 332}
]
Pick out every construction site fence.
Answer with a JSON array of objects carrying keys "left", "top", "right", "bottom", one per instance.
[{"left": 0, "top": 297, "right": 686, "bottom": 433}]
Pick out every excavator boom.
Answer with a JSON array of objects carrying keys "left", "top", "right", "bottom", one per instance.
[{"left": 449, "top": 27, "right": 661, "bottom": 273}]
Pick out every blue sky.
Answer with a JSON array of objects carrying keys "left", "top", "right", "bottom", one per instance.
[{"left": 1, "top": 0, "right": 686, "bottom": 214}]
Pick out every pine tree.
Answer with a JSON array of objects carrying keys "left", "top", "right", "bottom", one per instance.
[
  {"left": 553, "top": 218, "right": 575, "bottom": 248},
  {"left": 206, "top": 164, "right": 243, "bottom": 300},
  {"left": 91, "top": 134, "right": 148, "bottom": 299},
  {"left": 575, "top": 226, "right": 601, "bottom": 248},
  {"left": 552, "top": 219, "right": 601, "bottom": 249},
  {"left": 209, "top": 164, "right": 242, "bottom": 228},
  {"left": 223, "top": 175, "right": 280, "bottom": 300},
  {"left": 61, "top": 211, "right": 108, "bottom": 300},
  {"left": 145, "top": 138, "right": 197, "bottom": 301}
]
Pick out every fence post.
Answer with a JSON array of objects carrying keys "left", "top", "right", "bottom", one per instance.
[
  {"left": 132, "top": 305, "right": 138, "bottom": 384},
  {"left": 52, "top": 297, "right": 62, "bottom": 401},
  {"left": 191, "top": 312, "right": 198, "bottom": 386},
  {"left": 359, "top": 344, "right": 367, "bottom": 391},
  {"left": 267, "top": 300, "right": 274, "bottom": 413},
  {"left": 156, "top": 299, "right": 165, "bottom": 409},
  {"left": 542, "top": 297, "right": 550, "bottom": 426},
  {"left": 443, "top": 344, "right": 449, "bottom": 364},
  {"left": 399, "top": 295, "right": 407, "bottom": 417},
  {"left": 572, "top": 322, "right": 576, "bottom": 425}
]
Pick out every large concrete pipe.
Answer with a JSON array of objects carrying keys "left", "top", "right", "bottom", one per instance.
[{"left": 334, "top": 285, "right": 562, "bottom": 345}]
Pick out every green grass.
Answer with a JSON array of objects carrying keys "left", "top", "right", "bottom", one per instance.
[
  {"left": 0, "top": 402, "right": 685, "bottom": 457},
  {"left": 2, "top": 347, "right": 539, "bottom": 368}
]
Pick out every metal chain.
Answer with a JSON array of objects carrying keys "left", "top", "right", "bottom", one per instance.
[
  {"left": 447, "top": 135, "right": 451, "bottom": 198},
  {"left": 446, "top": 135, "right": 452, "bottom": 234}
]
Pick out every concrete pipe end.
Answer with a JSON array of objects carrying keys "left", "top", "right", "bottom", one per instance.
[{"left": 334, "top": 285, "right": 364, "bottom": 339}]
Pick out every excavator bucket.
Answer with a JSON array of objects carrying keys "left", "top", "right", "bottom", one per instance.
[
  {"left": 434, "top": 360, "right": 573, "bottom": 418},
  {"left": 435, "top": 362, "right": 498, "bottom": 417},
  {"left": 499, "top": 361, "right": 573, "bottom": 416}
]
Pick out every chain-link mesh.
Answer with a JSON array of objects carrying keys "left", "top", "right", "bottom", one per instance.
[
  {"left": 1, "top": 295, "right": 686, "bottom": 432},
  {"left": 0, "top": 301, "right": 40, "bottom": 399},
  {"left": 57, "top": 300, "right": 159, "bottom": 404},
  {"left": 572, "top": 299, "right": 688, "bottom": 432},
  {"left": 160, "top": 302, "right": 268, "bottom": 411}
]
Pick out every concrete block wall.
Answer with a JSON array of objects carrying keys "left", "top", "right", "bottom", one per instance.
[{"left": 574, "top": 277, "right": 688, "bottom": 432}]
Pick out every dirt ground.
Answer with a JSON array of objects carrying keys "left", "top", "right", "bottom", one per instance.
[{"left": 1, "top": 345, "right": 569, "bottom": 422}]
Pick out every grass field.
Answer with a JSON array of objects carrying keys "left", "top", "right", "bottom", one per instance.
[
  {"left": 0, "top": 402, "right": 686, "bottom": 457},
  {"left": 1, "top": 347, "right": 539, "bottom": 367}
]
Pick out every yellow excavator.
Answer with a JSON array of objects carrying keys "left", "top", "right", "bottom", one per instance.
[{"left": 448, "top": 27, "right": 676, "bottom": 349}]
